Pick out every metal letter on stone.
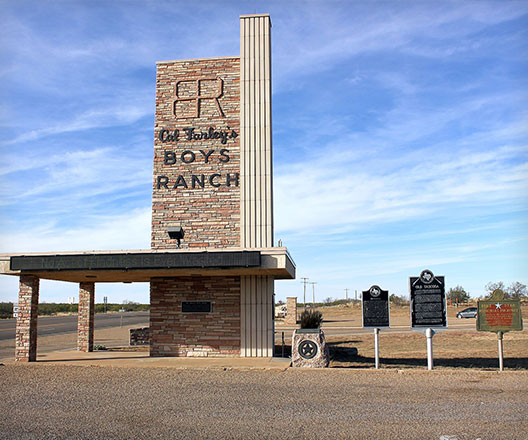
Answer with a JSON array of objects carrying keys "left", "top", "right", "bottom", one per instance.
[
  {"left": 173, "top": 78, "right": 225, "bottom": 118},
  {"left": 299, "top": 340, "right": 318, "bottom": 359},
  {"left": 292, "top": 329, "right": 329, "bottom": 368}
]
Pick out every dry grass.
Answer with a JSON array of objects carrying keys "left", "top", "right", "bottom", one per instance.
[
  {"left": 326, "top": 330, "right": 528, "bottom": 370},
  {"left": 278, "top": 303, "right": 528, "bottom": 370},
  {"left": 318, "top": 301, "right": 528, "bottom": 325}
]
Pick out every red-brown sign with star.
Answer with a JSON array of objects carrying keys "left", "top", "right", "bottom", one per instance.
[{"left": 477, "top": 289, "right": 523, "bottom": 333}]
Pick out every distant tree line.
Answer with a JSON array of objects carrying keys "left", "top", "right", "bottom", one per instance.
[
  {"left": 446, "top": 281, "right": 527, "bottom": 304},
  {"left": 484, "top": 281, "right": 527, "bottom": 298},
  {"left": 291, "top": 281, "right": 527, "bottom": 310},
  {"left": 0, "top": 302, "right": 15, "bottom": 319},
  {"left": 0, "top": 302, "right": 149, "bottom": 318},
  {"left": 297, "top": 298, "right": 355, "bottom": 308},
  {"left": 298, "top": 295, "right": 410, "bottom": 308},
  {"left": 447, "top": 285, "right": 470, "bottom": 304},
  {"left": 389, "top": 294, "right": 408, "bottom": 306}
]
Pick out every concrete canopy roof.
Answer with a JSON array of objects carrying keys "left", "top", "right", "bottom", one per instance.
[{"left": 0, "top": 248, "right": 295, "bottom": 283}]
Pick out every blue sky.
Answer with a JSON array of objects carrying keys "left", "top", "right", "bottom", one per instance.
[{"left": 1, "top": 0, "right": 527, "bottom": 304}]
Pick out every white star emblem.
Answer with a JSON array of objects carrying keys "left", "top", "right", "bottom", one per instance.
[{"left": 495, "top": 303, "right": 502, "bottom": 309}]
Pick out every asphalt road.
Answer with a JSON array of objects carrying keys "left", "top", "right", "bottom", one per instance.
[
  {"left": 0, "top": 312, "right": 477, "bottom": 342},
  {"left": 0, "top": 311, "right": 150, "bottom": 341}
]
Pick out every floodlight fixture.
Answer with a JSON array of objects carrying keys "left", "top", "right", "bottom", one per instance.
[{"left": 168, "top": 226, "right": 185, "bottom": 248}]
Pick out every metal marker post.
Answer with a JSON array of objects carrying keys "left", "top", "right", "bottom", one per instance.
[
  {"left": 374, "top": 328, "right": 380, "bottom": 369},
  {"left": 498, "top": 331, "right": 504, "bottom": 372},
  {"left": 410, "top": 271, "right": 446, "bottom": 371},
  {"left": 426, "top": 328, "right": 435, "bottom": 370}
]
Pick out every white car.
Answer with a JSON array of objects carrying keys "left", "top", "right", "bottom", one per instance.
[
  {"left": 456, "top": 307, "right": 477, "bottom": 319},
  {"left": 274, "top": 305, "right": 287, "bottom": 318}
]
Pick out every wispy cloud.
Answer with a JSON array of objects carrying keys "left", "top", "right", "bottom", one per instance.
[
  {"left": 276, "top": 142, "right": 527, "bottom": 235},
  {"left": 272, "top": 1, "right": 528, "bottom": 90},
  {"left": 0, "top": 1, "right": 526, "bottom": 302},
  {"left": 2, "top": 104, "right": 151, "bottom": 146},
  {"left": 0, "top": 146, "right": 151, "bottom": 201},
  {"left": 0, "top": 207, "right": 151, "bottom": 253}
]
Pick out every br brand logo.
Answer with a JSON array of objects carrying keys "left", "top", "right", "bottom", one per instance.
[{"left": 173, "top": 78, "right": 225, "bottom": 119}]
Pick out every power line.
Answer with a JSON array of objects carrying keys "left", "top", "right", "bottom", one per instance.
[
  {"left": 309, "top": 282, "right": 317, "bottom": 305},
  {"left": 300, "top": 277, "right": 309, "bottom": 306}
]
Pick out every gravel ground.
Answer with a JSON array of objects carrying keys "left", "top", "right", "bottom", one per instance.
[{"left": 1, "top": 364, "right": 527, "bottom": 440}]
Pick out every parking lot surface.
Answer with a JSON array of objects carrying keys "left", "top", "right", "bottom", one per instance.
[{"left": 1, "top": 364, "right": 526, "bottom": 440}]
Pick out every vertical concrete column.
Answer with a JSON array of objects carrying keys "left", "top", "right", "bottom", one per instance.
[
  {"left": 77, "top": 282, "right": 95, "bottom": 352},
  {"left": 240, "top": 275, "right": 274, "bottom": 357},
  {"left": 239, "top": 14, "right": 275, "bottom": 358},
  {"left": 15, "top": 275, "right": 40, "bottom": 362},
  {"left": 240, "top": 14, "right": 273, "bottom": 248},
  {"left": 285, "top": 297, "right": 297, "bottom": 326}
]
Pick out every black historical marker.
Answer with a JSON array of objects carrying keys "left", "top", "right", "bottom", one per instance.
[
  {"left": 410, "top": 269, "right": 447, "bottom": 328},
  {"left": 362, "top": 285, "right": 390, "bottom": 328},
  {"left": 182, "top": 301, "right": 212, "bottom": 313}
]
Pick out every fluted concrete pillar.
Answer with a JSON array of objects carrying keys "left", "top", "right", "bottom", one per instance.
[{"left": 240, "top": 14, "right": 273, "bottom": 248}]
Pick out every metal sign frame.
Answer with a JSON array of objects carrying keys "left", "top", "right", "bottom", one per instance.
[
  {"left": 362, "top": 285, "right": 390, "bottom": 329},
  {"left": 182, "top": 301, "right": 213, "bottom": 314},
  {"left": 476, "top": 289, "right": 523, "bottom": 371},
  {"left": 477, "top": 289, "right": 523, "bottom": 333},
  {"left": 409, "top": 269, "right": 447, "bottom": 330}
]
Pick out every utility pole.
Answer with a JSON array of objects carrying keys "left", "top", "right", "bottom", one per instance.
[
  {"left": 310, "top": 282, "right": 317, "bottom": 306},
  {"left": 300, "top": 277, "right": 309, "bottom": 307},
  {"left": 345, "top": 288, "right": 349, "bottom": 301}
]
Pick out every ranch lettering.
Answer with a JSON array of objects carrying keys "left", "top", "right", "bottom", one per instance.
[{"left": 157, "top": 173, "right": 239, "bottom": 189}]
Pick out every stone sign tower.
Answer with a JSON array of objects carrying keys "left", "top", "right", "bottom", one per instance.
[
  {"left": 150, "top": 14, "right": 278, "bottom": 357},
  {"left": 2, "top": 14, "right": 294, "bottom": 362}
]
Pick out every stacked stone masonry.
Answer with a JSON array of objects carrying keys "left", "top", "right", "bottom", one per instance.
[
  {"left": 77, "top": 282, "right": 95, "bottom": 352},
  {"left": 15, "top": 275, "right": 40, "bottom": 362},
  {"left": 285, "top": 297, "right": 298, "bottom": 325},
  {"left": 152, "top": 58, "right": 241, "bottom": 250},
  {"left": 129, "top": 327, "right": 150, "bottom": 346},
  {"left": 150, "top": 276, "right": 241, "bottom": 357}
]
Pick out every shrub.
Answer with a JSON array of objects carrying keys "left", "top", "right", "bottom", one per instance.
[
  {"left": 299, "top": 309, "right": 323, "bottom": 329},
  {"left": 0, "top": 302, "right": 14, "bottom": 319},
  {"left": 447, "top": 285, "right": 470, "bottom": 303},
  {"left": 39, "top": 303, "right": 77, "bottom": 315},
  {"left": 389, "top": 294, "right": 408, "bottom": 306}
]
